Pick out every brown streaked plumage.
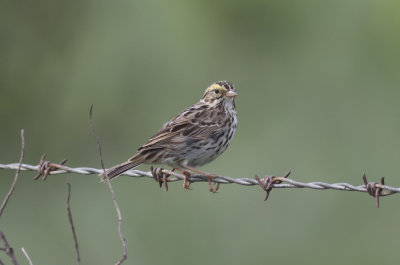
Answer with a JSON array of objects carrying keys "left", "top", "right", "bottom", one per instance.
[{"left": 102, "top": 81, "right": 238, "bottom": 192}]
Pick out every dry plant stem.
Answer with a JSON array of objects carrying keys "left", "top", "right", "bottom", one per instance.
[
  {"left": 89, "top": 105, "right": 127, "bottom": 265},
  {"left": 21, "top": 247, "right": 34, "bottom": 265},
  {"left": 0, "top": 129, "right": 24, "bottom": 219},
  {"left": 0, "top": 230, "right": 19, "bottom": 265},
  {"left": 66, "top": 183, "right": 81, "bottom": 265}
]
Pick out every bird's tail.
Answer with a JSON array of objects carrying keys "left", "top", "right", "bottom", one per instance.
[{"left": 100, "top": 156, "right": 145, "bottom": 181}]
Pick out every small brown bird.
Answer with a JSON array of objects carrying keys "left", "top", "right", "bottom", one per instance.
[{"left": 103, "top": 81, "right": 238, "bottom": 192}]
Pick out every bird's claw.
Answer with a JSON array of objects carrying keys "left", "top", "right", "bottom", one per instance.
[
  {"left": 182, "top": 170, "right": 192, "bottom": 190},
  {"left": 207, "top": 176, "right": 220, "bottom": 193}
]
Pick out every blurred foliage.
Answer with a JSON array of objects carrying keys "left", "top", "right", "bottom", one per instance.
[{"left": 1, "top": 0, "right": 400, "bottom": 264}]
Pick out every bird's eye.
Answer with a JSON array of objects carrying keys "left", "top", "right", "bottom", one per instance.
[{"left": 214, "top": 89, "right": 219, "bottom": 94}]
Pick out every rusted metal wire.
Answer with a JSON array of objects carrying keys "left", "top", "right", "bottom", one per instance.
[
  {"left": 255, "top": 171, "right": 291, "bottom": 201},
  {"left": 1, "top": 161, "right": 399, "bottom": 206},
  {"left": 33, "top": 154, "right": 68, "bottom": 181}
]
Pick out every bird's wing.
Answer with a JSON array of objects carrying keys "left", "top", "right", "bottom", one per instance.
[{"left": 136, "top": 103, "right": 223, "bottom": 152}]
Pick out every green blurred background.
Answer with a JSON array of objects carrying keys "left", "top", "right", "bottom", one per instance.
[{"left": 1, "top": 0, "right": 400, "bottom": 264}]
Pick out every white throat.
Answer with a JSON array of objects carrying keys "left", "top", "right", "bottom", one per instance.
[{"left": 223, "top": 98, "right": 236, "bottom": 113}]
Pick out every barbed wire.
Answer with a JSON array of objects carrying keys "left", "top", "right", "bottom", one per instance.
[{"left": 1, "top": 162, "right": 399, "bottom": 207}]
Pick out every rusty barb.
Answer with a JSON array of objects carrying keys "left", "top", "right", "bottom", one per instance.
[
  {"left": 151, "top": 166, "right": 170, "bottom": 192},
  {"left": 362, "top": 173, "right": 395, "bottom": 208},
  {"left": 33, "top": 154, "right": 68, "bottom": 181},
  {"left": 255, "top": 171, "right": 291, "bottom": 201}
]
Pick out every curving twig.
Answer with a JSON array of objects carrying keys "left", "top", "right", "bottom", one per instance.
[
  {"left": 66, "top": 183, "right": 81, "bottom": 265},
  {"left": 90, "top": 105, "right": 127, "bottom": 265},
  {"left": 21, "top": 247, "right": 34, "bottom": 265},
  {"left": 0, "top": 129, "right": 24, "bottom": 219},
  {"left": 0, "top": 230, "right": 19, "bottom": 265},
  {"left": 0, "top": 129, "right": 24, "bottom": 265}
]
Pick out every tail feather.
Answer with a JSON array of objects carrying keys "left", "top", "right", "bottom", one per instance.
[{"left": 100, "top": 157, "right": 145, "bottom": 181}]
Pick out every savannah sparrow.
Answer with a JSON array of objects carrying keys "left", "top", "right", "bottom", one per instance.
[{"left": 103, "top": 81, "right": 238, "bottom": 192}]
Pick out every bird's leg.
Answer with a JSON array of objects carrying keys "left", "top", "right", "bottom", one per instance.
[
  {"left": 179, "top": 165, "right": 219, "bottom": 193},
  {"left": 172, "top": 167, "right": 192, "bottom": 190}
]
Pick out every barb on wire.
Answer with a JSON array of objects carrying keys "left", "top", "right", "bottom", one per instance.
[
  {"left": 89, "top": 104, "right": 127, "bottom": 265},
  {"left": 66, "top": 183, "right": 81, "bottom": 265},
  {"left": 33, "top": 154, "right": 67, "bottom": 181},
  {"left": 0, "top": 129, "right": 25, "bottom": 219},
  {"left": 255, "top": 171, "right": 291, "bottom": 201},
  {"left": 362, "top": 173, "right": 390, "bottom": 208},
  {"left": 151, "top": 166, "right": 171, "bottom": 191}
]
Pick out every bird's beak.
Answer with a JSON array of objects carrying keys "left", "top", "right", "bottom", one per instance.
[{"left": 226, "top": 90, "right": 238, "bottom": 98}]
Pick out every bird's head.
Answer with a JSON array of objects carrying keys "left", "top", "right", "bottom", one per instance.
[{"left": 202, "top": 81, "right": 237, "bottom": 105}]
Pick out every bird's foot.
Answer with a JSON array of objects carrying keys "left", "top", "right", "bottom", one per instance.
[
  {"left": 178, "top": 164, "right": 221, "bottom": 193},
  {"left": 173, "top": 168, "right": 192, "bottom": 190},
  {"left": 151, "top": 167, "right": 170, "bottom": 191},
  {"left": 183, "top": 171, "right": 193, "bottom": 190},
  {"left": 206, "top": 175, "right": 220, "bottom": 193}
]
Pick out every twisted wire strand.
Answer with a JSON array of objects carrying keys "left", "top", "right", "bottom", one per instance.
[{"left": 1, "top": 163, "right": 400, "bottom": 195}]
